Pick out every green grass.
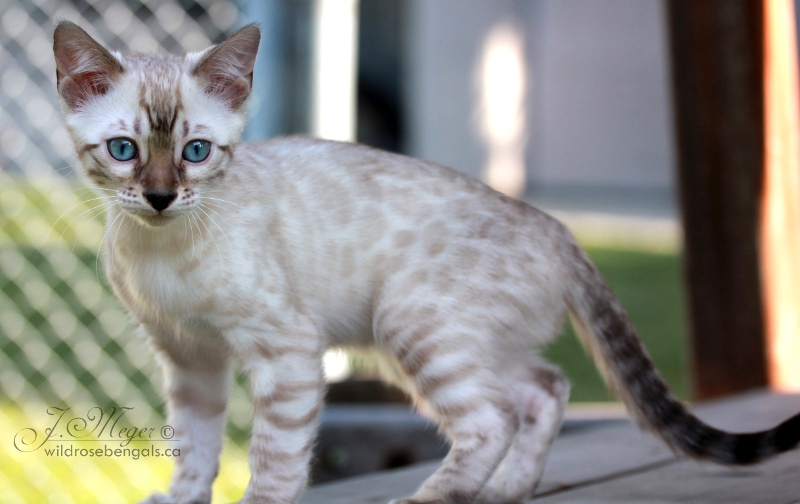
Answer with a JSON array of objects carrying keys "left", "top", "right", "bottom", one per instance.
[{"left": 544, "top": 247, "right": 689, "bottom": 401}]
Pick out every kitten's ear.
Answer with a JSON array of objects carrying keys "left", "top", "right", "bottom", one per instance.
[
  {"left": 193, "top": 25, "right": 260, "bottom": 111},
  {"left": 53, "top": 21, "right": 123, "bottom": 110}
]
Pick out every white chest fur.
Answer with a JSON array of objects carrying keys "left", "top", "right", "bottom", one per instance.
[{"left": 106, "top": 217, "right": 223, "bottom": 325}]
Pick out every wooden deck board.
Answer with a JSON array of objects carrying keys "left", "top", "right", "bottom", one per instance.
[
  {"left": 303, "top": 390, "right": 800, "bottom": 503},
  {"left": 535, "top": 449, "right": 800, "bottom": 503}
]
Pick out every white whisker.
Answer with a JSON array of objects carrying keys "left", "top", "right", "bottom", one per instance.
[
  {"left": 198, "top": 205, "right": 233, "bottom": 254},
  {"left": 202, "top": 196, "right": 244, "bottom": 209},
  {"left": 36, "top": 194, "right": 115, "bottom": 262},
  {"left": 69, "top": 201, "right": 114, "bottom": 255},
  {"left": 139, "top": 215, "right": 145, "bottom": 246},
  {"left": 194, "top": 208, "right": 222, "bottom": 257},
  {"left": 188, "top": 210, "right": 198, "bottom": 262},
  {"left": 96, "top": 210, "right": 125, "bottom": 284},
  {"left": 182, "top": 212, "right": 190, "bottom": 247},
  {"left": 53, "top": 163, "right": 80, "bottom": 176},
  {"left": 199, "top": 203, "right": 234, "bottom": 253},
  {"left": 110, "top": 212, "right": 130, "bottom": 276}
]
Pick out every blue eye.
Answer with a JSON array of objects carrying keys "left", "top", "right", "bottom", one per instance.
[
  {"left": 107, "top": 138, "right": 138, "bottom": 161},
  {"left": 182, "top": 140, "right": 211, "bottom": 163}
]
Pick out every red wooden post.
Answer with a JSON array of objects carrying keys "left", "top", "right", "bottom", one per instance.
[
  {"left": 668, "top": 0, "right": 800, "bottom": 399},
  {"left": 668, "top": 1, "right": 768, "bottom": 400}
]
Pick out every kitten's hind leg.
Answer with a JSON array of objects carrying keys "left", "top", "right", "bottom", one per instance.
[
  {"left": 392, "top": 391, "right": 518, "bottom": 504},
  {"left": 477, "top": 365, "right": 570, "bottom": 504},
  {"left": 379, "top": 323, "right": 518, "bottom": 503},
  {"left": 140, "top": 331, "right": 232, "bottom": 504}
]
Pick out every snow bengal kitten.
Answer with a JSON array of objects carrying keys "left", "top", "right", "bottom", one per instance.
[{"left": 53, "top": 21, "right": 800, "bottom": 504}]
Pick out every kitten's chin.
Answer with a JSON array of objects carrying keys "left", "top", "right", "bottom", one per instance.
[{"left": 132, "top": 212, "right": 179, "bottom": 228}]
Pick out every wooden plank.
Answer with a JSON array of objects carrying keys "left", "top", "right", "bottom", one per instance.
[
  {"left": 302, "top": 461, "right": 438, "bottom": 504},
  {"left": 534, "top": 450, "right": 800, "bottom": 503},
  {"left": 303, "top": 391, "right": 800, "bottom": 503},
  {"left": 534, "top": 419, "right": 673, "bottom": 496},
  {"left": 667, "top": 0, "right": 769, "bottom": 400},
  {"left": 534, "top": 391, "right": 800, "bottom": 503}
]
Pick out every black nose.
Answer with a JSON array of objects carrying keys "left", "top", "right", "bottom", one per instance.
[{"left": 143, "top": 191, "right": 177, "bottom": 212}]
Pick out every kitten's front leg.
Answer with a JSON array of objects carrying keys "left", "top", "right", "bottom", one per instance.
[
  {"left": 140, "top": 332, "right": 232, "bottom": 504},
  {"left": 234, "top": 323, "right": 324, "bottom": 504}
]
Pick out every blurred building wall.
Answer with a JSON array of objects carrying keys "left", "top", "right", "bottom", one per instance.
[{"left": 402, "top": 0, "right": 674, "bottom": 206}]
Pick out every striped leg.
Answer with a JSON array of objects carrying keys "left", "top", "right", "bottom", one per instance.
[
  {"left": 381, "top": 320, "right": 518, "bottom": 503},
  {"left": 392, "top": 399, "right": 518, "bottom": 504},
  {"left": 237, "top": 330, "right": 324, "bottom": 504},
  {"left": 140, "top": 334, "right": 232, "bottom": 504}
]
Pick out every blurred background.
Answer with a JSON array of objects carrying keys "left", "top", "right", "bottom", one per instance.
[{"left": 0, "top": 0, "right": 725, "bottom": 502}]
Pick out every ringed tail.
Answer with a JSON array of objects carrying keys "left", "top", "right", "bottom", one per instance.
[{"left": 562, "top": 234, "right": 800, "bottom": 464}]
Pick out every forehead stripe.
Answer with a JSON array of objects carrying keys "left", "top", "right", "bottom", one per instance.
[
  {"left": 138, "top": 81, "right": 184, "bottom": 151},
  {"left": 138, "top": 82, "right": 183, "bottom": 134}
]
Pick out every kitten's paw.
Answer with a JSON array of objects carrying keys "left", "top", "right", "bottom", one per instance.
[
  {"left": 138, "top": 493, "right": 174, "bottom": 504},
  {"left": 388, "top": 497, "right": 447, "bottom": 504},
  {"left": 139, "top": 493, "right": 211, "bottom": 504},
  {"left": 389, "top": 490, "right": 475, "bottom": 504}
]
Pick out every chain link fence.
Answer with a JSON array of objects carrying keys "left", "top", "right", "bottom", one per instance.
[{"left": 0, "top": 1, "right": 256, "bottom": 502}]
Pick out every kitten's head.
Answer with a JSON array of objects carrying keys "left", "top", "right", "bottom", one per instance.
[{"left": 53, "top": 21, "right": 260, "bottom": 226}]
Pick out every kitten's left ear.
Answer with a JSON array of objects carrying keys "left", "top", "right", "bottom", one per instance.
[{"left": 193, "top": 25, "right": 260, "bottom": 111}]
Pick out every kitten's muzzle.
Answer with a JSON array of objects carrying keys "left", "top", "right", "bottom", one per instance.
[{"left": 144, "top": 191, "right": 177, "bottom": 212}]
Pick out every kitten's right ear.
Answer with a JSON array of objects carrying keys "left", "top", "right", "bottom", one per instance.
[{"left": 53, "top": 21, "right": 123, "bottom": 110}]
